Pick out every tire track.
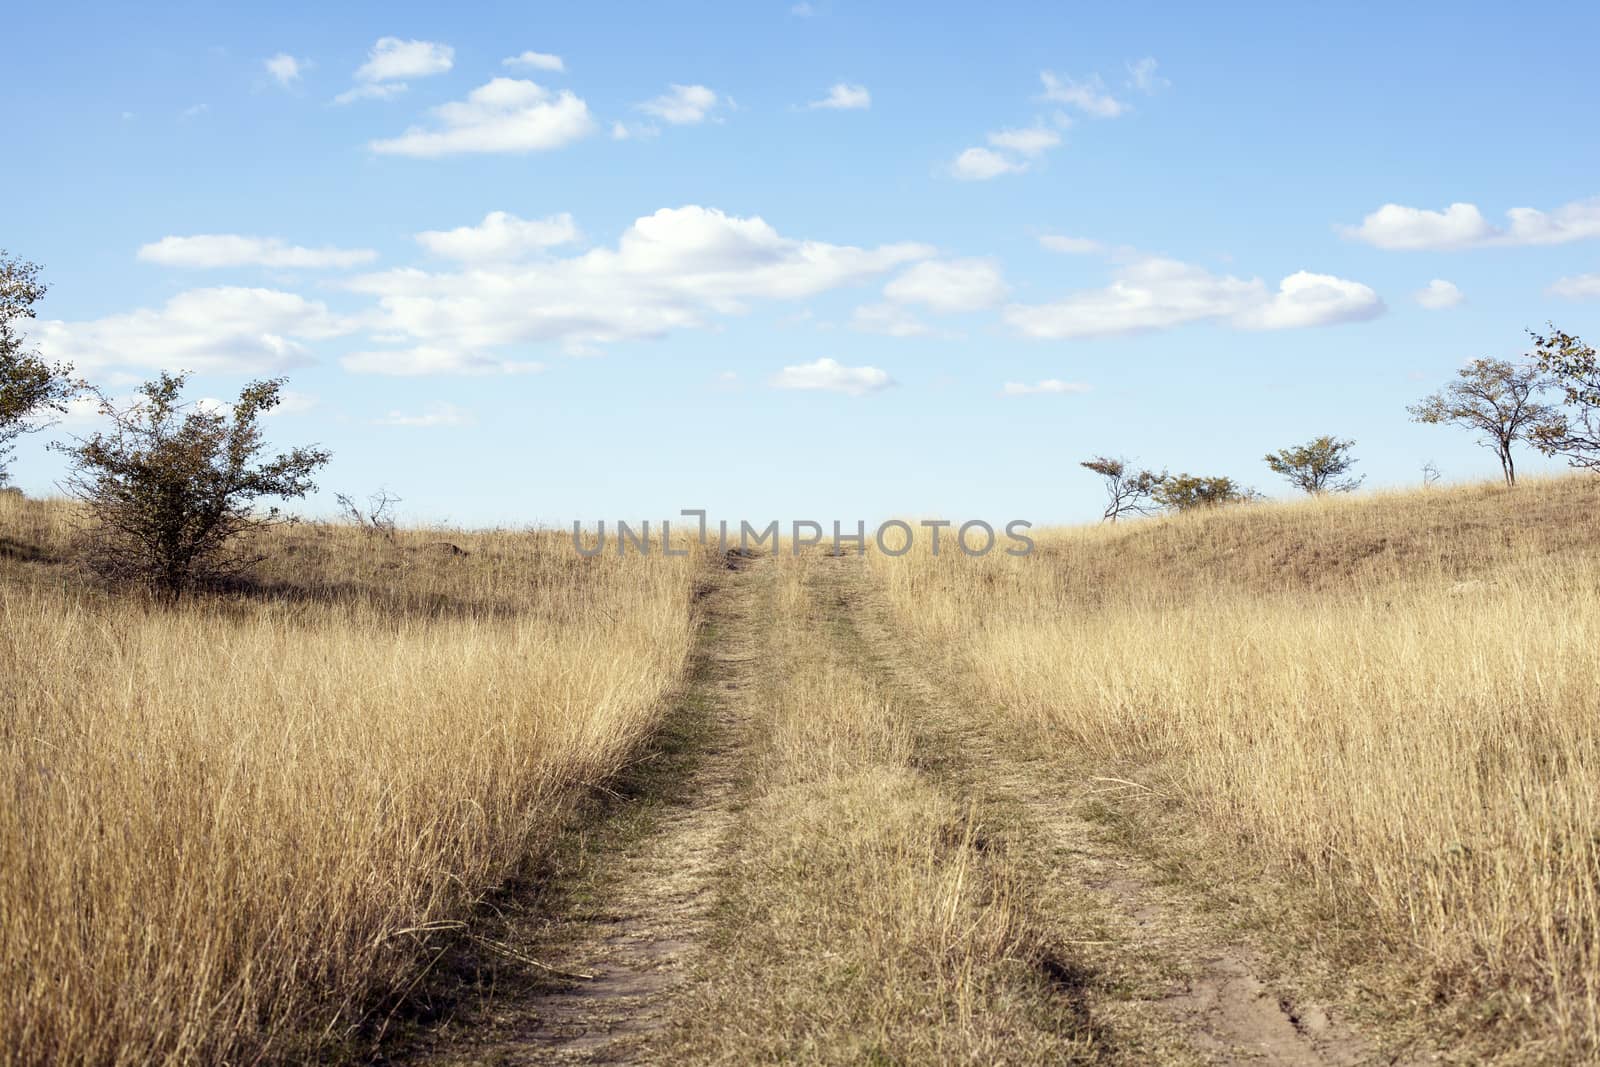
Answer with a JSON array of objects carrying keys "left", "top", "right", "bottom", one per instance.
[
  {"left": 387, "top": 557, "right": 764, "bottom": 1065},
  {"left": 819, "top": 552, "right": 1392, "bottom": 1066}
]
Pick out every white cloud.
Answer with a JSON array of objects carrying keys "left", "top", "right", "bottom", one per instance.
[
  {"left": 951, "top": 146, "right": 1027, "bottom": 181},
  {"left": 1039, "top": 72, "right": 1127, "bottom": 118},
  {"left": 1550, "top": 274, "right": 1600, "bottom": 300},
  {"left": 1126, "top": 57, "right": 1168, "bottom": 94},
  {"left": 883, "top": 258, "right": 1007, "bottom": 313},
  {"left": 851, "top": 302, "right": 932, "bottom": 337},
  {"left": 1342, "top": 196, "right": 1600, "bottom": 250},
  {"left": 1414, "top": 279, "right": 1464, "bottom": 309},
  {"left": 808, "top": 83, "right": 870, "bottom": 110},
  {"left": 987, "top": 125, "right": 1060, "bottom": 156},
  {"left": 502, "top": 50, "right": 564, "bottom": 73},
  {"left": 638, "top": 84, "right": 721, "bottom": 125},
  {"left": 1004, "top": 257, "right": 1382, "bottom": 339},
  {"left": 953, "top": 124, "right": 1063, "bottom": 181},
  {"left": 370, "top": 78, "right": 595, "bottom": 157},
  {"left": 415, "top": 211, "right": 581, "bottom": 261},
  {"left": 375, "top": 402, "right": 475, "bottom": 427},
  {"left": 334, "top": 82, "right": 409, "bottom": 105},
  {"left": 772, "top": 357, "right": 892, "bottom": 396},
  {"left": 181, "top": 103, "right": 207, "bottom": 119},
  {"left": 1039, "top": 235, "right": 1104, "bottom": 255},
  {"left": 35, "top": 287, "right": 357, "bottom": 373},
  {"left": 1001, "top": 379, "right": 1092, "bottom": 396},
  {"left": 343, "top": 206, "right": 933, "bottom": 368},
  {"left": 137, "top": 234, "right": 378, "bottom": 270},
  {"left": 355, "top": 37, "right": 453, "bottom": 83},
  {"left": 1235, "top": 271, "right": 1385, "bottom": 330},
  {"left": 265, "top": 53, "right": 305, "bottom": 88},
  {"left": 1341, "top": 202, "right": 1492, "bottom": 250},
  {"left": 791, "top": 2, "right": 816, "bottom": 14}
]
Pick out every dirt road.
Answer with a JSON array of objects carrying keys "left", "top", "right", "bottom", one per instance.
[{"left": 386, "top": 551, "right": 1402, "bottom": 1065}]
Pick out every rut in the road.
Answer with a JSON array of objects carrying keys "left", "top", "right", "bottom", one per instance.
[
  {"left": 383, "top": 559, "right": 761, "bottom": 1065},
  {"left": 815, "top": 552, "right": 1388, "bottom": 1066}
]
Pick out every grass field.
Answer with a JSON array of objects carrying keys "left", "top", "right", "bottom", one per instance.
[
  {"left": 4, "top": 477, "right": 1599, "bottom": 1063},
  {"left": 0, "top": 493, "right": 699, "bottom": 1064},
  {"left": 874, "top": 474, "right": 1600, "bottom": 1060}
]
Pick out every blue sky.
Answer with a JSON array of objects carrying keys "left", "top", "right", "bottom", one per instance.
[{"left": 6, "top": 1, "right": 1600, "bottom": 527}]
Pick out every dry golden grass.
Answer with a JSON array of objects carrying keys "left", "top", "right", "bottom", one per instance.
[
  {"left": 0, "top": 494, "right": 699, "bottom": 1065},
  {"left": 873, "top": 475, "right": 1600, "bottom": 1060}
]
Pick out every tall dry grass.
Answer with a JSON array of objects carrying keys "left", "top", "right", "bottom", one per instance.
[
  {"left": 0, "top": 494, "right": 699, "bottom": 1065},
  {"left": 873, "top": 476, "right": 1600, "bottom": 1058}
]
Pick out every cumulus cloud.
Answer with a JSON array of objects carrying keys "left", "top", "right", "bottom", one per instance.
[
  {"left": 370, "top": 78, "right": 595, "bottom": 157},
  {"left": 807, "top": 83, "right": 870, "bottom": 110},
  {"left": 342, "top": 205, "right": 933, "bottom": 368},
  {"left": 1342, "top": 196, "right": 1600, "bottom": 250},
  {"left": 415, "top": 211, "right": 581, "bottom": 261},
  {"left": 503, "top": 50, "right": 564, "bottom": 73},
  {"left": 34, "top": 287, "right": 358, "bottom": 373},
  {"left": 335, "top": 37, "right": 453, "bottom": 104},
  {"left": 772, "top": 357, "right": 892, "bottom": 395},
  {"left": 265, "top": 53, "right": 305, "bottom": 87},
  {"left": 951, "top": 146, "right": 1027, "bottom": 181},
  {"left": 987, "top": 125, "right": 1060, "bottom": 156},
  {"left": 1414, "top": 279, "right": 1464, "bottom": 309},
  {"left": 1235, "top": 271, "right": 1385, "bottom": 330},
  {"left": 1550, "top": 274, "right": 1600, "bottom": 299},
  {"left": 1000, "top": 379, "right": 1092, "bottom": 396},
  {"left": 1004, "top": 257, "right": 1382, "bottom": 339},
  {"left": 851, "top": 302, "right": 932, "bottom": 337},
  {"left": 638, "top": 84, "right": 721, "bottom": 125},
  {"left": 1039, "top": 72, "right": 1127, "bottom": 118},
  {"left": 374, "top": 402, "right": 475, "bottom": 427},
  {"left": 883, "top": 258, "right": 1008, "bottom": 313},
  {"left": 355, "top": 37, "right": 453, "bottom": 82},
  {"left": 953, "top": 124, "right": 1063, "bottom": 180},
  {"left": 137, "top": 234, "right": 378, "bottom": 270}
]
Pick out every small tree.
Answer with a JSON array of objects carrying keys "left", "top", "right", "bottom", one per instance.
[
  {"left": 1528, "top": 326, "right": 1600, "bottom": 471},
  {"left": 337, "top": 488, "right": 401, "bottom": 541},
  {"left": 55, "top": 372, "right": 330, "bottom": 600},
  {"left": 0, "top": 252, "right": 77, "bottom": 484},
  {"left": 1153, "top": 473, "right": 1256, "bottom": 512},
  {"left": 1263, "top": 435, "right": 1363, "bottom": 494},
  {"left": 1408, "top": 358, "right": 1554, "bottom": 487},
  {"left": 1080, "top": 455, "right": 1165, "bottom": 522}
]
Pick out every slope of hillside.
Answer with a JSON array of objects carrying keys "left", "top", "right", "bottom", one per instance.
[{"left": 875, "top": 475, "right": 1600, "bottom": 1061}]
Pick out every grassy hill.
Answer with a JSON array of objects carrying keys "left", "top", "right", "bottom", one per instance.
[{"left": 876, "top": 474, "right": 1600, "bottom": 1060}]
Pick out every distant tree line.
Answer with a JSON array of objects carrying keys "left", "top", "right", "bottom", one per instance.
[{"left": 1084, "top": 328, "right": 1599, "bottom": 519}]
